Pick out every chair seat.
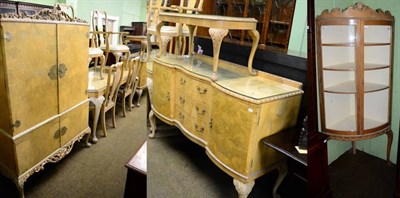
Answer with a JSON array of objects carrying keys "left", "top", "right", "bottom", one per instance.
[
  {"left": 147, "top": 25, "right": 190, "bottom": 36},
  {"left": 89, "top": 48, "right": 104, "bottom": 57},
  {"left": 100, "top": 44, "right": 130, "bottom": 52}
]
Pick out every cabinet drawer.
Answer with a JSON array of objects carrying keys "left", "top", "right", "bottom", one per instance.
[
  {"left": 175, "top": 107, "right": 192, "bottom": 133},
  {"left": 190, "top": 101, "right": 211, "bottom": 124},
  {"left": 176, "top": 71, "right": 194, "bottom": 91},
  {"left": 60, "top": 101, "right": 89, "bottom": 146},
  {"left": 15, "top": 118, "right": 60, "bottom": 175}
]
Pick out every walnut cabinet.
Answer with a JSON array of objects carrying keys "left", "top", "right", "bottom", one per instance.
[
  {"left": 0, "top": 13, "right": 90, "bottom": 196},
  {"left": 149, "top": 54, "right": 303, "bottom": 197},
  {"left": 316, "top": 2, "right": 394, "bottom": 162}
]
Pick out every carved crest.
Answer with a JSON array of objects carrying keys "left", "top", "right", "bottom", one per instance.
[
  {"left": 0, "top": 6, "right": 87, "bottom": 23},
  {"left": 318, "top": 2, "right": 394, "bottom": 20}
]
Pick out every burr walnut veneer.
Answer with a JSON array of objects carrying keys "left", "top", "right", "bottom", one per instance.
[
  {"left": 149, "top": 54, "right": 303, "bottom": 197},
  {"left": 0, "top": 10, "right": 90, "bottom": 197}
]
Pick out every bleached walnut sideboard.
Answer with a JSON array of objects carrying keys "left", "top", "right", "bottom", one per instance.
[
  {"left": 0, "top": 9, "right": 90, "bottom": 197},
  {"left": 149, "top": 54, "right": 303, "bottom": 197}
]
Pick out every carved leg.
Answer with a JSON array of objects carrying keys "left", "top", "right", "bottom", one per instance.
[
  {"left": 101, "top": 104, "right": 107, "bottom": 137},
  {"left": 161, "top": 36, "right": 173, "bottom": 56},
  {"left": 148, "top": 110, "right": 156, "bottom": 138},
  {"left": 122, "top": 95, "right": 127, "bottom": 117},
  {"left": 89, "top": 96, "right": 105, "bottom": 143},
  {"left": 99, "top": 54, "right": 106, "bottom": 80},
  {"left": 136, "top": 89, "right": 143, "bottom": 107},
  {"left": 233, "top": 179, "right": 255, "bottom": 198},
  {"left": 208, "top": 28, "right": 229, "bottom": 81},
  {"left": 387, "top": 130, "right": 393, "bottom": 165},
  {"left": 146, "top": 33, "right": 152, "bottom": 61},
  {"left": 85, "top": 128, "right": 92, "bottom": 147},
  {"left": 112, "top": 105, "right": 116, "bottom": 128},
  {"left": 247, "top": 29, "right": 260, "bottom": 76},
  {"left": 273, "top": 163, "right": 288, "bottom": 198},
  {"left": 156, "top": 21, "right": 164, "bottom": 57},
  {"left": 352, "top": 141, "right": 356, "bottom": 154},
  {"left": 187, "top": 25, "right": 196, "bottom": 55}
]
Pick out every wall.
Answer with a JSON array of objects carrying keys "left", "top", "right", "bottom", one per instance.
[
  {"left": 288, "top": 0, "right": 307, "bottom": 55},
  {"left": 315, "top": 0, "right": 400, "bottom": 164}
]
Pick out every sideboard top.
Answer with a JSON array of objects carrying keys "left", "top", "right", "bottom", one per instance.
[{"left": 155, "top": 54, "right": 303, "bottom": 103}]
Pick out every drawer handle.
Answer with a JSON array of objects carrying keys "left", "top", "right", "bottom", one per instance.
[
  {"left": 197, "top": 86, "right": 207, "bottom": 94},
  {"left": 166, "top": 92, "right": 170, "bottom": 101},
  {"left": 209, "top": 119, "right": 213, "bottom": 129},
  {"left": 178, "top": 112, "right": 185, "bottom": 120},
  {"left": 195, "top": 106, "right": 206, "bottom": 115},
  {"left": 195, "top": 124, "right": 204, "bottom": 133},
  {"left": 179, "top": 96, "right": 185, "bottom": 104},
  {"left": 48, "top": 65, "right": 58, "bottom": 80},
  {"left": 58, "top": 63, "right": 68, "bottom": 79},
  {"left": 180, "top": 78, "right": 186, "bottom": 85},
  {"left": 60, "top": 126, "right": 67, "bottom": 136},
  {"left": 12, "top": 120, "right": 21, "bottom": 128}
]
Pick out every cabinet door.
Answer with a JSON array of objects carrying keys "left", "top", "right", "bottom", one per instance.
[
  {"left": 60, "top": 102, "right": 89, "bottom": 146},
  {"left": 208, "top": 87, "right": 257, "bottom": 175},
  {"left": 15, "top": 118, "right": 60, "bottom": 175},
  {"left": 1, "top": 22, "right": 58, "bottom": 136},
  {"left": 57, "top": 24, "right": 89, "bottom": 113},
  {"left": 152, "top": 62, "right": 174, "bottom": 118}
]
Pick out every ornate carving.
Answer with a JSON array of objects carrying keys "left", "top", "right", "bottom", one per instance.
[
  {"left": 18, "top": 130, "right": 87, "bottom": 188},
  {"left": 318, "top": 2, "right": 394, "bottom": 19},
  {"left": 233, "top": 179, "right": 255, "bottom": 198},
  {"left": 0, "top": 7, "right": 87, "bottom": 23}
]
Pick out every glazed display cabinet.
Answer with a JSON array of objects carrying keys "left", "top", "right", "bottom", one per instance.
[{"left": 316, "top": 2, "right": 394, "bottom": 163}]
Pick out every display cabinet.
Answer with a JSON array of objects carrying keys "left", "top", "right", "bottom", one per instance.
[{"left": 316, "top": 2, "right": 394, "bottom": 163}]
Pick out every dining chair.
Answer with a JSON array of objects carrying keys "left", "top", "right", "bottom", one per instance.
[
  {"left": 90, "top": 62, "right": 124, "bottom": 137},
  {"left": 118, "top": 56, "right": 143, "bottom": 117},
  {"left": 146, "top": 0, "right": 203, "bottom": 57},
  {"left": 91, "top": 11, "right": 131, "bottom": 71}
]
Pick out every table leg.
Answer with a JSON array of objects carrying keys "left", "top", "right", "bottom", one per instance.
[
  {"left": 187, "top": 25, "right": 197, "bottom": 55},
  {"left": 273, "top": 162, "right": 288, "bottom": 198},
  {"left": 208, "top": 28, "right": 229, "bottom": 81},
  {"left": 89, "top": 96, "right": 105, "bottom": 143},
  {"left": 148, "top": 109, "right": 156, "bottom": 138},
  {"left": 233, "top": 179, "right": 255, "bottom": 198},
  {"left": 99, "top": 54, "right": 106, "bottom": 80},
  {"left": 247, "top": 29, "right": 259, "bottom": 76},
  {"left": 387, "top": 130, "right": 393, "bottom": 165}
]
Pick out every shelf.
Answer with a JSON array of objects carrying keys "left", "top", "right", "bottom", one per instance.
[
  {"left": 323, "top": 62, "right": 389, "bottom": 71},
  {"left": 322, "top": 43, "right": 355, "bottom": 47},
  {"left": 327, "top": 115, "right": 386, "bottom": 132},
  {"left": 364, "top": 42, "right": 391, "bottom": 46},
  {"left": 325, "top": 81, "right": 388, "bottom": 93}
]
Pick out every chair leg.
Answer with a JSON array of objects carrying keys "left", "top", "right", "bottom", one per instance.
[
  {"left": 122, "top": 96, "right": 127, "bottom": 117},
  {"left": 101, "top": 106, "right": 107, "bottom": 137},
  {"left": 136, "top": 89, "right": 143, "bottom": 107},
  {"left": 112, "top": 106, "right": 116, "bottom": 128},
  {"left": 128, "top": 92, "right": 134, "bottom": 111}
]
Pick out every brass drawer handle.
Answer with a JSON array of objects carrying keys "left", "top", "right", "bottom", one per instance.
[
  {"left": 12, "top": 120, "right": 21, "bottom": 128},
  {"left": 209, "top": 119, "right": 213, "bottom": 129},
  {"left": 197, "top": 86, "right": 207, "bottom": 94},
  {"left": 178, "top": 112, "right": 185, "bottom": 120},
  {"left": 58, "top": 63, "right": 68, "bottom": 79},
  {"left": 195, "top": 124, "right": 204, "bottom": 133},
  {"left": 180, "top": 78, "right": 186, "bottom": 85},
  {"left": 195, "top": 106, "right": 206, "bottom": 115},
  {"left": 166, "top": 92, "right": 170, "bottom": 101},
  {"left": 60, "top": 126, "right": 67, "bottom": 136},
  {"left": 48, "top": 65, "right": 58, "bottom": 80},
  {"left": 179, "top": 96, "right": 185, "bottom": 104}
]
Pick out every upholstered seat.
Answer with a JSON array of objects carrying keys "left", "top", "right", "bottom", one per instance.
[{"left": 89, "top": 47, "right": 104, "bottom": 57}]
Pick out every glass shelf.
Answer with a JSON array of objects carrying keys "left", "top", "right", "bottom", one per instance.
[
  {"left": 323, "top": 62, "right": 389, "bottom": 71},
  {"left": 324, "top": 81, "right": 388, "bottom": 93}
]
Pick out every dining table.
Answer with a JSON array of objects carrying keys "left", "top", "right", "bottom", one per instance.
[{"left": 87, "top": 67, "right": 129, "bottom": 143}]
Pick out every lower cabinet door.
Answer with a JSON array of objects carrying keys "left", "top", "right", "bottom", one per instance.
[
  {"left": 59, "top": 101, "right": 89, "bottom": 146},
  {"left": 15, "top": 118, "right": 60, "bottom": 175},
  {"left": 152, "top": 62, "right": 174, "bottom": 118},
  {"left": 208, "top": 88, "right": 258, "bottom": 175}
]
